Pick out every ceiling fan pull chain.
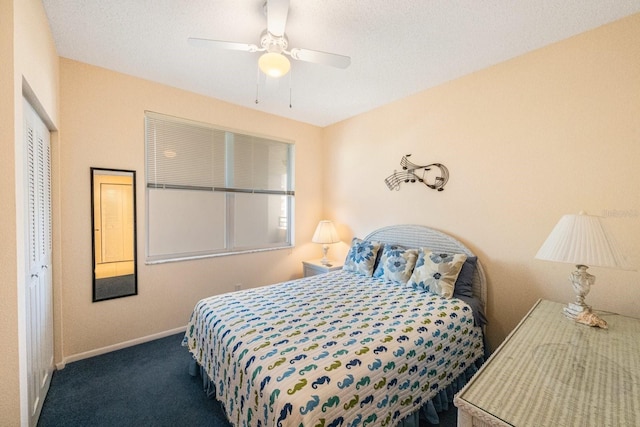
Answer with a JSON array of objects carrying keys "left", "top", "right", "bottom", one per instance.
[
  {"left": 289, "top": 68, "right": 292, "bottom": 108},
  {"left": 255, "top": 65, "right": 261, "bottom": 104}
]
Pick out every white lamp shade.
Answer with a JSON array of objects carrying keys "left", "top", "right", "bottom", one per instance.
[
  {"left": 312, "top": 220, "right": 340, "bottom": 244},
  {"left": 535, "top": 212, "right": 631, "bottom": 270},
  {"left": 258, "top": 52, "right": 291, "bottom": 78}
]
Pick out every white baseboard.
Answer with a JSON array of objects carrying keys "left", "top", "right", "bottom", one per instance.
[{"left": 56, "top": 326, "right": 187, "bottom": 370}]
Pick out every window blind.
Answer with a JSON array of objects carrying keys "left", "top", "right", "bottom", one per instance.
[
  {"left": 145, "top": 112, "right": 293, "bottom": 195},
  {"left": 144, "top": 112, "right": 294, "bottom": 262}
]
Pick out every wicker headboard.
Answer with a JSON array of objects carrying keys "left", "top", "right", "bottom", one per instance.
[{"left": 364, "top": 224, "right": 487, "bottom": 312}]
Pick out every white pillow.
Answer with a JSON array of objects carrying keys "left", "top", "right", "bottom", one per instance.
[{"left": 408, "top": 249, "right": 467, "bottom": 298}]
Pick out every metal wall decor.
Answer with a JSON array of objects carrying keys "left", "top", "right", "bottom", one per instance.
[{"left": 385, "top": 154, "right": 449, "bottom": 191}]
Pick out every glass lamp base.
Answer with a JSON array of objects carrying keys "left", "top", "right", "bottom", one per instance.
[
  {"left": 320, "top": 245, "right": 331, "bottom": 266},
  {"left": 563, "top": 303, "right": 591, "bottom": 319}
]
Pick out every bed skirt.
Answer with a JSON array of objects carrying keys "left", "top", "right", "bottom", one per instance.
[{"left": 189, "top": 355, "right": 484, "bottom": 426}]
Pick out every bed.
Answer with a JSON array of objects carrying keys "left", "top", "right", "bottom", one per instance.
[{"left": 183, "top": 224, "right": 487, "bottom": 426}]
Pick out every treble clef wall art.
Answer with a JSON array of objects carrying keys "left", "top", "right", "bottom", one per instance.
[{"left": 384, "top": 154, "right": 449, "bottom": 192}]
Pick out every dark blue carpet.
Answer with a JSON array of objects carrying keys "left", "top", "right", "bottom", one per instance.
[
  {"left": 38, "top": 333, "right": 457, "bottom": 426},
  {"left": 38, "top": 333, "right": 229, "bottom": 426}
]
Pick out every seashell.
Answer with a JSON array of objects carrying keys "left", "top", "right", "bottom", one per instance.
[{"left": 575, "top": 311, "right": 608, "bottom": 329}]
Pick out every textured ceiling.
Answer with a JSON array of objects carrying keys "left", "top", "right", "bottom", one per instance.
[{"left": 42, "top": 1, "right": 640, "bottom": 127}]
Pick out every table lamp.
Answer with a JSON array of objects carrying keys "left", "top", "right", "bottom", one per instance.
[
  {"left": 312, "top": 220, "right": 340, "bottom": 266},
  {"left": 535, "top": 211, "right": 631, "bottom": 325}
]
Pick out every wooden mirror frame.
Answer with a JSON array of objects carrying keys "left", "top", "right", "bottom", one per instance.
[{"left": 91, "top": 168, "right": 137, "bottom": 302}]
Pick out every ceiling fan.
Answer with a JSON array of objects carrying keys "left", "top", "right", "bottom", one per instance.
[{"left": 188, "top": 0, "right": 351, "bottom": 78}]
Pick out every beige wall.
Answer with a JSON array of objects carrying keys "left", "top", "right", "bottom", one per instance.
[
  {"left": 1, "top": 0, "right": 60, "bottom": 424},
  {"left": 57, "top": 59, "right": 325, "bottom": 359},
  {"left": 324, "top": 14, "right": 640, "bottom": 350},
  {"left": 0, "top": 1, "right": 18, "bottom": 422}
]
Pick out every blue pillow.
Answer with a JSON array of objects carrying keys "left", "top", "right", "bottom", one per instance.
[
  {"left": 453, "top": 256, "right": 477, "bottom": 298},
  {"left": 373, "top": 244, "right": 418, "bottom": 284},
  {"left": 343, "top": 238, "right": 382, "bottom": 276}
]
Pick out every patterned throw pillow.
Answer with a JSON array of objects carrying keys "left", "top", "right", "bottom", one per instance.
[
  {"left": 408, "top": 249, "right": 467, "bottom": 298},
  {"left": 373, "top": 244, "right": 418, "bottom": 284},
  {"left": 343, "top": 238, "right": 382, "bottom": 276}
]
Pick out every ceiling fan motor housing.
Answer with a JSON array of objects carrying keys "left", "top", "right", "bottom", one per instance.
[{"left": 260, "top": 30, "right": 288, "bottom": 54}]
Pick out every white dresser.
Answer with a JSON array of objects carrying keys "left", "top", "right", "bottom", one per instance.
[{"left": 455, "top": 299, "right": 640, "bottom": 426}]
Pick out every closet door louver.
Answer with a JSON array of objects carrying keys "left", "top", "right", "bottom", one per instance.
[{"left": 23, "top": 98, "right": 54, "bottom": 426}]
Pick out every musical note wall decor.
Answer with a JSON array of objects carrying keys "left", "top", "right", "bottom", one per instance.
[{"left": 385, "top": 154, "right": 449, "bottom": 191}]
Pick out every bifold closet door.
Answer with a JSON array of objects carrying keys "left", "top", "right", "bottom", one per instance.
[{"left": 24, "top": 98, "right": 54, "bottom": 426}]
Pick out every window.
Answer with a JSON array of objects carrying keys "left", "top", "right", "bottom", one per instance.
[{"left": 145, "top": 112, "right": 294, "bottom": 263}]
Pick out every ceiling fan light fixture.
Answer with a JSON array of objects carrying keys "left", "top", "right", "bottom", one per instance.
[{"left": 259, "top": 52, "right": 290, "bottom": 77}]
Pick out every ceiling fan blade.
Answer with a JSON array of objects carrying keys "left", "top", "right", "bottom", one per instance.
[
  {"left": 188, "top": 37, "right": 259, "bottom": 52},
  {"left": 290, "top": 48, "right": 351, "bottom": 69},
  {"left": 266, "top": 0, "right": 289, "bottom": 37}
]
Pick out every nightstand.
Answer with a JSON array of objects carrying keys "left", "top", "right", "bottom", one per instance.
[{"left": 302, "top": 259, "right": 343, "bottom": 277}]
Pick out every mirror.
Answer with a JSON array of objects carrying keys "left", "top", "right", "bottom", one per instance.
[{"left": 91, "top": 168, "right": 137, "bottom": 302}]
